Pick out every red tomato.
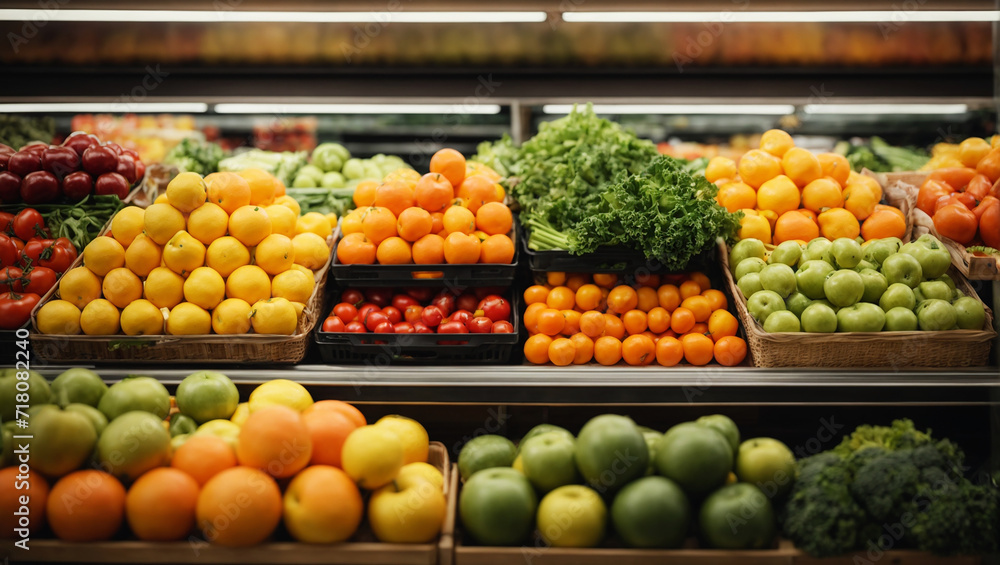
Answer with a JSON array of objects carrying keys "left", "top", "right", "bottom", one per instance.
[
  {"left": 456, "top": 292, "right": 479, "bottom": 312},
  {"left": 421, "top": 304, "right": 445, "bottom": 327},
  {"left": 0, "top": 212, "right": 13, "bottom": 232},
  {"left": 373, "top": 321, "right": 395, "bottom": 334},
  {"left": 322, "top": 316, "right": 346, "bottom": 333},
  {"left": 0, "top": 291, "right": 40, "bottom": 330},
  {"left": 341, "top": 288, "right": 365, "bottom": 306},
  {"left": 477, "top": 295, "right": 511, "bottom": 322},
  {"left": 332, "top": 302, "right": 357, "bottom": 323},
  {"left": 966, "top": 174, "right": 992, "bottom": 201},
  {"left": 382, "top": 306, "right": 402, "bottom": 324},
  {"left": 0, "top": 235, "right": 17, "bottom": 267},
  {"left": 405, "top": 287, "right": 433, "bottom": 302},
  {"left": 431, "top": 291, "right": 455, "bottom": 316},
  {"left": 345, "top": 320, "right": 367, "bottom": 333},
  {"left": 991, "top": 178, "right": 1000, "bottom": 200},
  {"left": 917, "top": 179, "right": 955, "bottom": 217},
  {"left": 933, "top": 204, "right": 979, "bottom": 244},
  {"left": 927, "top": 167, "right": 977, "bottom": 190},
  {"left": 53, "top": 237, "right": 77, "bottom": 261},
  {"left": 364, "top": 311, "right": 389, "bottom": 331},
  {"left": 491, "top": 320, "right": 515, "bottom": 333},
  {"left": 366, "top": 288, "right": 393, "bottom": 307},
  {"left": 393, "top": 321, "right": 415, "bottom": 334},
  {"left": 412, "top": 321, "right": 433, "bottom": 334},
  {"left": 391, "top": 294, "right": 419, "bottom": 310},
  {"left": 40, "top": 245, "right": 74, "bottom": 273},
  {"left": 0, "top": 266, "right": 24, "bottom": 292},
  {"left": 977, "top": 196, "right": 1000, "bottom": 249},
  {"left": 357, "top": 303, "right": 379, "bottom": 323},
  {"left": 467, "top": 316, "right": 493, "bottom": 333},
  {"left": 403, "top": 304, "right": 423, "bottom": 323},
  {"left": 437, "top": 321, "right": 468, "bottom": 334},
  {"left": 13, "top": 209, "right": 47, "bottom": 241},
  {"left": 934, "top": 192, "right": 977, "bottom": 214},
  {"left": 22, "top": 238, "right": 53, "bottom": 266},
  {"left": 23, "top": 266, "right": 57, "bottom": 296}
]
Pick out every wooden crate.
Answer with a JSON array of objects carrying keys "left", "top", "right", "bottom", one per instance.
[
  {"left": 794, "top": 550, "right": 982, "bottom": 565},
  {"left": 2, "top": 443, "right": 452, "bottom": 565}
]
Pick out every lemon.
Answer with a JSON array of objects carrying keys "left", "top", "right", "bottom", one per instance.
[
  {"left": 165, "top": 171, "right": 207, "bottom": 213},
  {"left": 205, "top": 236, "right": 250, "bottom": 278},
  {"left": 270, "top": 269, "right": 314, "bottom": 303},
  {"left": 144, "top": 203, "right": 186, "bottom": 245},
  {"left": 110, "top": 206, "right": 146, "bottom": 248},
  {"left": 396, "top": 462, "right": 444, "bottom": 491},
  {"left": 325, "top": 213, "right": 339, "bottom": 229},
  {"left": 120, "top": 299, "right": 164, "bottom": 336},
  {"left": 290, "top": 301, "right": 306, "bottom": 317},
  {"left": 273, "top": 195, "right": 301, "bottom": 216},
  {"left": 211, "top": 298, "right": 252, "bottom": 334},
  {"left": 292, "top": 232, "right": 330, "bottom": 270},
  {"left": 124, "top": 233, "right": 162, "bottom": 278},
  {"left": 225, "top": 265, "right": 271, "bottom": 305},
  {"left": 36, "top": 300, "right": 82, "bottom": 335},
  {"left": 341, "top": 425, "right": 404, "bottom": 489},
  {"left": 166, "top": 302, "right": 212, "bottom": 335},
  {"left": 290, "top": 264, "right": 316, "bottom": 280},
  {"left": 229, "top": 205, "right": 272, "bottom": 247},
  {"left": 102, "top": 267, "right": 143, "bottom": 309},
  {"left": 253, "top": 234, "right": 294, "bottom": 275},
  {"left": 163, "top": 230, "right": 206, "bottom": 277},
  {"left": 295, "top": 212, "right": 333, "bottom": 239},
  {"left": 205, "top": 172, "right": 252, "bottom": 215},
  {"left": 193, "top": 419, "right": 241, "bottom": 450},
  {"left": 230, "top": 402, "right": 250, "bottom": 426},
  {"left": 236, "top": 168, "right": 277, "bottom": 206},
  {"left": 247, "top": 379, "right": 313, "bottom": 413},
  {"left": 144, "top": 267, "right": 185, "bottom": 309},
  {"left": 375, "top": 415, "right": 430, "bottom": 465},
  {"left": 341, "top": 209, "right": 363, "bottom": 235},
  {"left": 58, "top": 267, "right": 102, "bottom": 309},
  {"left": 83, "top": 236, "right": 125, "bottom": 277},
  {"left": 187, "top": 202, "right": 229, "bottom": 246},
  {"left": 249, "top": 297, "right": 298, "bottom": 335},
  {"left": 264, "top": 204, "right": 297, "bottom": 238},
  {"left": 80, "top": 298, "right": 121, "bottom": 335},
  {"left": 153, "top": 193, "right": 170, "bottom": 205},
  {"left": 183, "top": 266, "right": 226, "bottom": 310}
]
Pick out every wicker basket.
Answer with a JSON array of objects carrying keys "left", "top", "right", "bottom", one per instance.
[{"left": 720, "top": 242, "right": 995, "bottom": 368}]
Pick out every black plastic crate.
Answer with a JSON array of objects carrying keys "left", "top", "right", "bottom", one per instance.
[{"left": 314, "top": 288, "right": 520, "bottom": 365}]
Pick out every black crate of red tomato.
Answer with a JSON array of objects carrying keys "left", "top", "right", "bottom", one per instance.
[{"left": 314, "top": 286, "right": 520, "bottom": 364}]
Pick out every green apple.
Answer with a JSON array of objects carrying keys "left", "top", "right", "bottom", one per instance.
[
  {"left": 734, "top": 257, "right": 767, "bottom": 281},
  {"left": 737, "top": 273, "right": 764, "bottom": 299},
  {"left": 0, "top": 369, "right": 49, "bottom": 422},
  {"left": 763, "top": 310, "right": 801, "bottom": 332},
  {"left": 759, "top": 264, "right": 797, "bottom": 299},
  {"left": 879, "top": 283, "right": 916, "bottom": 312},
  {"left": 735, "top": 437, "right": 797, "bottom": 498},
  {"left": 97, "top": 410, "right": 172, "bottom": 482},
  {"left": 695, "top": 414, "right": 740, "bottom": 456},
  {"left": 900, "top": 234, "right": 952, "bottom": 279},
  {"left": 342, "top": 158, "right": 365, "bottom": 180},
  {"left": 520, "top": 431, "right": 580, "bottom": 494},
  {"left": 50, "top": 368, "right": 107, "bottom": 408},
  {"left": 952, "top": 296, "right": 986, "bottom": 330},
  {"left": 917, "top": 281, "right": 952, "bottom": 302},
  {"left": 292, "top": 174, "right": 316, "bottom": 188},
  {"left": 175, "top": 370, "right": 240, "bottom": 424},
  {"left": 858, "top": 269, "right": 888, "bottom": 304},
  {"left": 638, "top": 427, "right": 663, "bottom": 476},
  {"left": 884, "top": 307, "right": 919, "bottom": 331},
  {"left": 881, "top": 253, "right": 923, "bottom": 289},
  {"left": 296, "top": 164, "right": 324, "bottom": 183},
  {"left": 699, "top": 484, "right": 776, "bottom": 549},
  {"left": 169, "top": 413, "right": 197, "bottom": 437},
  {"left": 862, "top": 237, "right": 902, "bottom": 268},
  {"left": 837, "top": 303, "right": 886, "bottom": 332},
  {"left": 25, "top": 404, "right": 99, "bottom": 478},
  {"left": 459, "top": 468, "right": 537, "bottom": 546},
  {"left": 785, "top": 292, "right": 812, "bottom": 318},
  {"left": 916, "top": 299, "right": 957, "bottom": 331},
  {"left": 321, "top": 171, "right": 346, "bottom": 189},
  {"left": 823, "top": 269, "right": 865, "bottom": 308},
  {"left": 952, "top": 288, "right": 965, "bottom": 302},
  {"left": 802, "top": 237, "right": 833, "bottom": 264},
  {"left": 747, "top": 291, "right": 786, "bottom": 325},
  {"left": 611, "top": 476, "right": 690, "bottom": 548},
  {"left": 656, "top": 422, "right": 733, "bottom": 498},
  {"left": 935, "top": 274, "right": 957, "bottom": 292},
  {"left": 795, "top": 260, "right": 835, "bottom": 299},
  {"left": 768, "top": 241, "right": 802, "bottom": 267},
  {"left": 519, "top": 424, "right": 573, "bottom": 454},
  {"left": 729, "top": 239, "right": 767, "bottom": 273},
  {"left": 830, "top": 237, "right": 863, "bottom": 269},
  {"left": 65, "top": 403, "right": 108, "bottom": 436},
  {"left": 801, "top": 302, "right": 838, "bottom": 333},
  {"left": 853, "top": 259, "right": 877, "bottom": 272},
  {"left": 912, "top": 287, "right": 926, "bottom": 304},
  {"left": 574, "top": 415, "right": 648, "bottom": 494},
  {"left": 459, "top": 434, "right": 517, "bottom": 481},
  {"left": 537, "top": 486, "right": 607, "bottom": 548},
  {"left": 98, "top": 376, "right": 171, "bottom": 421}
]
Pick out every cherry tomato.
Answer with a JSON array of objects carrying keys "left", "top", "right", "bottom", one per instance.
[
  {"left": 357, "top": 303, "right": 379, "bottom": 323},
  {"left": 933, "top": 204, "right": 978, "bottom": 244},
  {"left": 382, "top": 306, "right": 402, "bottom": 325},
  {"left": 0, "top": 266, "right": 24, "bottom": 292},
  {"left": 13, "top": 208, "right": 47, "bottom": 241},
  {"left": 0, "top": 212, "right": 13, "bottom": 232},
  {"left": 373, "top": 321, "right": 395, "bottom": 334},
  {"left": 403, "top": 304, "right": 423, "bottom": 323},
  {"left": 40, "top": 245, "right": 74, "bottom": 273},
  {"left": 467, "top": 316, "right": 493, "bottom": 333},
  {"left": 345, "top": 320, "right": 367, "bottom": 333},
  {"left": 0, "top": 291, "right": 40, "bottom": 330},
  {"left": 431, "top": 291, "right": 455, "bottom": 316},
  {"left": 437, "top": 321, "right": 468, "bottom": 334},
  {"left": 477, "top": 295, "right": 511, "bottom": 322},
  {"left": 23, "top": 266, "right": 57, "bottom": 296},
  {"left": 450, "top": 309, "right": 473, "bottom": 327},
  {"left": 412, "top": 321, "right": 433, "bottom": 334},
  {"left": 364, "top": 311, "right": 389, "bottom": 331},
  {"left": 332, "top": 302, "right": 357, "bottom": 323},
  {"left": 456, "top": 292, "right": 479, "bottom": 312},
  {"left": 491, "top": 320, "right": 515, "bottom": 333},
  {"left": 341, "top": 288, "right": 365, "bottom": 306},
  {"left": 421, "top": 304, "right": 445, "bottom": 328},
  {"left": 391, "top": 294, "right": 419, "bottom": 311},
  {"left": 322, "top": 316, "right": 346, "bottom": 333},
  {"left": 393, "top": 321, "right": 415, "bottom": 334},
  {"left": 0, "top": 234, "right": 17, "bottom": 267},
  {"left": 366, "top": 288, "right": 393, "bottom": 307},
  {"left": 405, "top": 287, "right": 433, "bottom": 302}
]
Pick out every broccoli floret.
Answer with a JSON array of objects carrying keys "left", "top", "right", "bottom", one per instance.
[
  {"left": 911, "top": 473, "right": 999, "bottom": 555},
  {"left": 782, "top": 453, "right": 867, "bottom": 556},
  {"left": 849, "top": 448, "right": 922, "bottom": 522},
  {"left": 833, "top": 419, "right": 934, "bottom": 456}
]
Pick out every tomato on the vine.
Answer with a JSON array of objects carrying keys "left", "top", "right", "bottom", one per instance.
[
  {"left": 39, "top": 245, "right": 74, "bottom": 273},
  {"left": 0, "top": 292, "right": 40, "bottom": 330},
  {"left": 0, "top": 266, "right": 24, "bottom": 292},
  {"left": 23, "top": 266, "right": 57, "bottom": 296},
  {"left": 0, "top": 212, "right": 14, "bottom": 233},
  {"left": 0, "top": 234, "right": 17, "bottom": 267},
  {"left": 13, "top": 209, "right": 47, "bottom": 241}
]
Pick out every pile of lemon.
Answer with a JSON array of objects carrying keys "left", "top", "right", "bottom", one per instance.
[{"left": 36, "top": 169, "right": 334, "bottom": 337}]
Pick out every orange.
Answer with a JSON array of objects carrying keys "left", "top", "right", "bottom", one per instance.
[
  {"left": 636, "top": 286, "right": 658, "bottom": 312},
  {"left": 283, "top": 466, "right": 363, "bottom": 544},
  {"left": 647, "top": 307, "right": 670, "bottom": 334},
  {"left": 570, "top": 333, "right": 595, "bottom": 364},
  {"left": 373, "top": 180, "right": 416, "bottom": 218},
  {"left": 546, "top": 286, "right": 576, "bottom": 310},
  {"left": 689, "top": 272, "right": 711, "bottom": 291},
  {"left": 524, "top": 284, "right": 550, "bottom": 305},
  {"left": 475, "top": 202, "right": 513, "bottom": 235},
  {"left": 561, "top": 309, "right": 582, "bottom": 335},
  {"left": 716, "top": 182, "right": 756, "bottom": 213},
  {"left": 414, "top": 173, "right": 454, "bottom": 213},
  {"left": 171, "top": 435, "right": 238, "bottom": 487},
  {"left": 126, "top": 468, "right": 200, "bottom": 541},
  {"left": 47, "top": 470, "right": 125, "bottom": 542},
  {"left": 443, "top": 205, "right": 476, "bottom": 235},
  {"left": 861, "top": 209, "right": 907, "bottom": 241},
  {"left": 412, "top": 233, "right": 445, "bottom": 264},
  {"left": 817, "top": 153, "right": 851, "bottom": 186},
  {"left": 480, "top": 234, "right": 515, "bottom": 264},
  {"left": 773, "top": 210, "right": 819, "bottom": 244},
  {"left": 305, "top": 400, "right": 367, "bottom": 429},
  {"left": 705, "top": 156, "right": 738, "bottom": 183},
  {"left": 430, "top": 148, "right": 466, "bottom": 189},
  {"left": 680, "top": 295, "right": 712, "bottom": 323},
  {"left": 657, "top": 284, "right": 681, "bottom": 311},
  {"left": 536, "top": 308, "right": 566, "bottom": 336},
  {"left": 843, "top": 181, "right": 879, "bottom": 220},
  {"left": 547, "top": 272, "right": 567, "bottom": 286},
  {"left": 592, "top": 273, "right": 618, "bottom": 288},
  {"left": 302, "top": 408, "right": 360, "bottom": 468},
  {"left": 622, "top": 334, "right": 656, "bottom": 366},
  {"left": 593, "top": 336, "right": 623, "bottom": 366},
  {"left": 714, "top": 335, "right": 748, "bottom": 366},
  {"left": 670, "top": 307, "right": 695, "bottom": 334},
  {"left": 759, "top": 129, "right": 795, "bottom": 158},
  {"left": 874, "top": 203, "right": 906, "bottom": 222},
  {"left": 205, "top": 172, "right": 252, "bottom": 215},
  {"left": 798, "top": 209, "right": 818, "bottom": 224},
  {"left": 197, "top": 467, "right": 282, "bottom": 547},
  {"left": 738, "top": 149, "right": 782, "bottom": 189},
  {"left": 580, "top": 311, "right": 606, "bottom": 338},
  {"left": 689, "top": 322, "right": 708, "bottom": 335},
  {"left": 757, "top": 175, "right": 800, "bottom": 216},
  {"left": 655, "top": 336, "right": 684, "bottom": 367},
  {"left": 236, "top": 169, "right": 277, "bottom": 206},
  {"left": 466, "top": 161, "right": 502, "bottom": 182},
  {"left": 565, "top": 274, "right": 589, "bottom": 292},
  {"left": 443, "top": 232, "right": 481, "bottom": 264},
  {"left": 603, "top": 314, "right": 626, "bottom": 340},
  {"left": 801, "top": 178, "right": 843, "bottom": 213},
  {"left": 681, "top": 333, "right": 715, "bottom": 366},
  {"left": 849, "top": 174, "right": 884, "bottom": 203},
  {"left": 337, "top": 232, "right": 377, "bottom": 265},
  {"left": 396, "top": 207, "right": 434, "bottom": 242},
  {"left": 707, "top": 309, "right": 739, "bottom": 342},
  {"left": 548, "top": 337, "right": 576, "bottom": 366},
  {"left": 679, "top": 279, "right": 702, "bottom": 300},
  {"left": 635, "top": 273, "right": 660, "bottom": 288},
  {"left": 376, "top": 237, "right": 413, "bottom": 264},
  {"left": 702, "top": 289, "right": 728, "bottom": 311},
  {"left": 622, "top": 309, "right": 648, "bottom": 335},
  {"left": 361, "top": 206, "right": 397, "bottom": 245},
  {"left": 575, "top": 284, "right": 602, "bottom": 311},
  {"left": 817, "top": 207, "right": 861, "bottom": 240},
  {"left": 781, "top": 147, "right": 823, "bottom": 188},
  {"left": 353, "top": 180, "right": 378, "bottom": 208},
  {"left": 0, "top": 467, "right": 47, "bottom": 535},
  {"left": 458, "top": 175, "right": 500, "bottom": 214},
  {"left": 606, "top": 285, "right": 638, "bottom": 315},
  {"left": 236, "top": 405, "right": 312, "bottom": 479},
  {"left": 524, "top": 334, "right": 553, "bottom": 364},
  {"left": 524, "top": 303, "right": 545, "bottom": 334}
]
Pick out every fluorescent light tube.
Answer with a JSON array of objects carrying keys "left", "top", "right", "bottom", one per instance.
[
  {"left": 804, "top": 104, "right": 969, "bottom": 115},
  {"left": 0, "top": 103, "right": 209, "bottom": 113},
  {"left": 0, "top": 9, "right": 547, "bottom": 23},
  {"left": 561, "top": 11, "right": 1000, "bottom": 23},
  {"left": 542, "top": 104, "right": 796, "bottom": 115},
  {"left": 213, "top": 103, "right": 502, "bottom": 115}
]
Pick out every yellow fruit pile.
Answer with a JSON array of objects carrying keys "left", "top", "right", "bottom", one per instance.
[{"left": 36, "top": 169, "right": 332, "bottom": 337}]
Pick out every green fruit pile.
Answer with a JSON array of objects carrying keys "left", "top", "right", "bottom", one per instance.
[
  {"left": 730, "top": 234, "right": 987, "bottom": 333},
  {"left": 291, "top": 142, "right": 412, "bottom": 189},
  {"left": 457, "top": 414, "right": 791, "bottom": 550}
]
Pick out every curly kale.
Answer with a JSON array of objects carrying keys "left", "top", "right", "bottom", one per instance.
[{"left": 164, "top": 138, "right": 226, "bottom": 175}]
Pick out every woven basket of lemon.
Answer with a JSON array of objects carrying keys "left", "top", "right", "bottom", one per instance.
[{"left": 29, "top": 170, "right": 335, "bottom": 364}]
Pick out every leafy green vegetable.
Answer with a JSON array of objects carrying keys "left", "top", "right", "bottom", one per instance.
[
  {"left": 164, "top": 138, "right": 226, "bottom": 175},
  {"left": 473, "top": 134, "right": 518, "bottom": 179},
  {"left": 285, "top": 187, "right": 355, "bottom": 218},
  {"left": 0, "top": 114, "right": 55, "bottom": 148},
  {"left": 1, "top": 194, "right": 124, "bottom": 250},
  {"left": 835, "top": 137, "right": 929, "bottom": 173},
  {"left": 219, "top": 149, "right": 308, "bottom": 186}
]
